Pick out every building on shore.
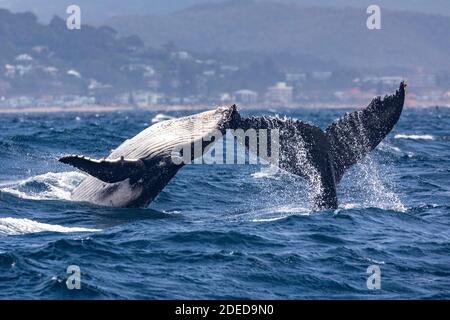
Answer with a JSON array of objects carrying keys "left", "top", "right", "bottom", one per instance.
[
  {"left": 132, "top": 91, "right": 164, "bottom": 107},
  {"left": 266, "top": 82, "right": 293, "bottom": 104},
  {"left": 406, "top": 73, "right": 437, "bottom": 89},
  {"left": 233, "top": 89, "right": 258, "bottom": 104}
]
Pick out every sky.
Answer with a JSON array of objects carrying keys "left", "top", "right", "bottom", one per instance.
[{"left": 0, "top": 0, "right": 449, "bottom": 24}]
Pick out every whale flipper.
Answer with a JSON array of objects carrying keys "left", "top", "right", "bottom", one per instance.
[
  {"left": 60, "top": 106, "right": 239, "bottom": 207},
  {"left": 326, "top": 82, "right": 406, "bottom": 182},
  {"left": 59, "top": 155, "right": 147, "bottom": 183}
]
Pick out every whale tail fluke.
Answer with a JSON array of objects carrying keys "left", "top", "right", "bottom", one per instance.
[
  {"left": 239, "top": 82, "right": 406, "bottom": 209},
  {"left": 325, "top": 81, "right": 406, "bottom": 182}
]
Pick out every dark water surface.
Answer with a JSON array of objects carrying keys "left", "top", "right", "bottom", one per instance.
[{"left": 0, "top": 107, "right": 449, "bottom": 299}]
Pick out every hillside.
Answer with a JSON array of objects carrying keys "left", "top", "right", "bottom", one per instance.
[
  {"left": 0, "top": 9, "right": 149, "bottom": 97},
  {"left": 0, "top": 9, "right": 338, "bottom": 105},
  {"left": 107, "top": 0, "right": 450, "bottom": 72}
]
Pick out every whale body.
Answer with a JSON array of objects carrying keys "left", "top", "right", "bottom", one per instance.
[{"left": 60, "top": 82, "right": 406, "bottom": 209}]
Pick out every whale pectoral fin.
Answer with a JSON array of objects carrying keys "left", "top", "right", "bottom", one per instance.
[
  {"left": 325, "top": 82, "right": 406, "bottom": 182},
  {"left": 59, "top": 155, "right": 146, "bottom": 183}
]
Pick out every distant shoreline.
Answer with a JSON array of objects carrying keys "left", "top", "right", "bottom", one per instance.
[{"left": 0, "top": 100, "right": 448, "bottom": 114}]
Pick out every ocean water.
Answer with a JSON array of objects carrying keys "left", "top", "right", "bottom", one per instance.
[{"left": 0, "top": 107, "right": 449, "bottom": 299}]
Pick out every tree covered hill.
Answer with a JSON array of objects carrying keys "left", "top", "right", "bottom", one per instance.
[
  {"left": 108, "top": 0, "right": 450, "bottom": 72},
  {"left": 0, "top": 9, "right": 155, "bottom": 96}
]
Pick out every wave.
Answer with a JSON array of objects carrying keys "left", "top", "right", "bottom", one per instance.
[
  {"left": 249, "top": 205, "right": 311, "bottom": 222},
  {"left": 0, "top": 171, "right": 85, "bottom": 201},
  {"left": 0, "top": 217, "right": 100, "bottom": 235},
  {"left": 227, "top": 204, "right": 312, "bottom": 223},
  {"left": 339, "top": 202, "right": 406, "bottom": 212},
  {"left": 394, "top": 134, "right": 434, "bottom": 140}
]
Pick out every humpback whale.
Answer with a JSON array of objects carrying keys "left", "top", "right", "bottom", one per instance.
[{"left": 59, "top": 82, "right": 406, "bottom": 209}]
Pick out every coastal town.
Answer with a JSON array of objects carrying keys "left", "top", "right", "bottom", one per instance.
[
  {"left": 0, "top": 11, "right": 449, "bottom": 112},
  {"left": 2, "top": 50, "right": 449, "bottom": 111}
]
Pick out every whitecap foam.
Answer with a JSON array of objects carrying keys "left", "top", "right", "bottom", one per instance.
[
  {"left": 0, "top": 171, "right": 85, "bottom": 201},
  {"left": 251, "top": 216, "right": 290, "bottom": 222},
  {"left": 339, "top": 202, "right": 407, "bottom": 212},
  {"left": 0, "top": 217, "right": 100, "bottom": 236},
  {"left": 340, "top": 203, "right": 360, "bottom": 210},
  {"left": 364, "top": 257, "right": 385, "bottom": 265},
  {"left": 227, "top": 204, "right": 312, "bottom": 223},
  {"left": 250, "top": 208, "right": 311, "bottom": 222},
  {"left": 394, "top": 134, "right": 434, "bottom": 140},
  {"left": 271, "top": 205, "right": 311, "bottom": 215}
]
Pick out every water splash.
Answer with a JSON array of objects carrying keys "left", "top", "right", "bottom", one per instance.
[
  {"left": 251, "top": 164, "right": 282, "bottom": 180},
  {"left": 340, "top": 156, "right": 406, "bottom": 212},
  {"left": 246, "top": 164, "right": 313, "bottom": 221},
  {"left": 378, "top": 142, "right": 403, "bottom": 154},
  {"left": 0, "top": 171, "right": 85, "bottom": 201},
  {"left": 278, "top": 120, "right": 324, "bottom": 207}
]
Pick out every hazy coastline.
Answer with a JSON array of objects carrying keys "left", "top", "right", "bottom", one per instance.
[{"left": 0, "top": 100, "right": 448, "bottom": 114}]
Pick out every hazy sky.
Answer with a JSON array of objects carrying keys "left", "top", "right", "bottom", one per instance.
[{"left": 1, "top": 0, "right": 449, "bottom": 23}]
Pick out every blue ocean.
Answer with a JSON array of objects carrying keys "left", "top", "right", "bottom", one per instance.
[{"left": 0, "top": 107, "right": 449, "bottom": 299}]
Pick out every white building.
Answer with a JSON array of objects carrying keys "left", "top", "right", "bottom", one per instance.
[
  {"left": 220, "top": 93, "right": 232, "bottom": 103},
  {"left": 15, "top": 54, "right": 34, "bottom": 62},
  {"left": 4, "top": 64, "right": 15, "bottom": 78},
  {"left": 266, "top": 82, "right": 293, "bottom": 104},
  {"left": 361, "top": 76, "right": 403, "bottom": 86},
  {"left": 172, "top": 51, "right": 190, "bottom": 60},
  {"left": 234, "top": 89, "right": 258, "bottom": 104},
  {"left": 132, "top": 91, "right": 164, "bottom": 107},
  {"left": 67, "top": 69, "right": 82, "bottom": 78},
  {"left": 286, "top": 73, "right": 307, "bottom": 82}
]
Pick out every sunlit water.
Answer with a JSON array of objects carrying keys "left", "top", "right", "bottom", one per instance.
[{"left": 0, "top": 107, "right": 449, "bottom": 299}]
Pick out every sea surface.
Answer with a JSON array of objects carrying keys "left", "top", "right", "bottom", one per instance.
[{"left": 0, "top": 107, "right": 449, "bottom": 299}]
